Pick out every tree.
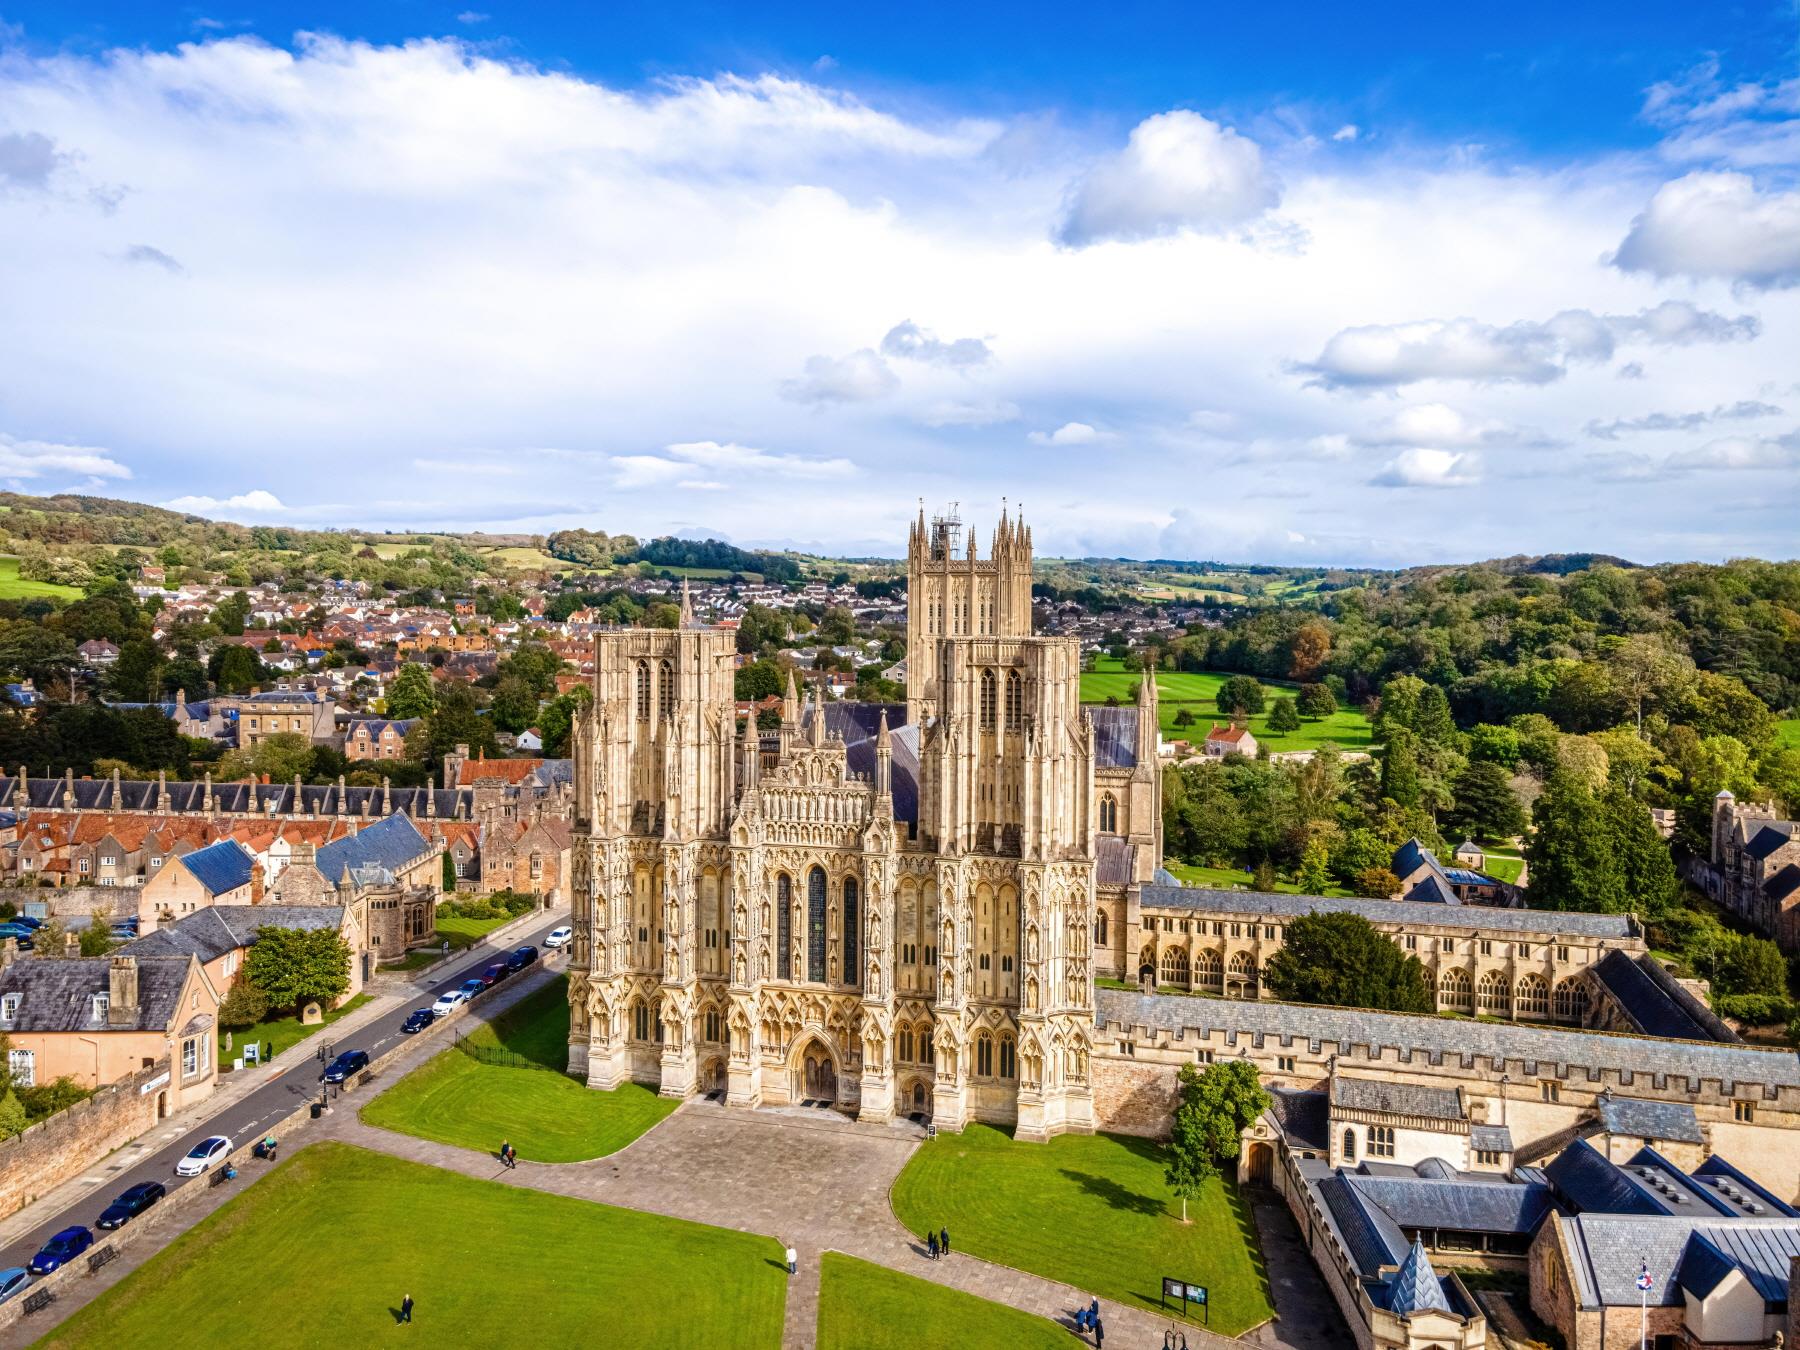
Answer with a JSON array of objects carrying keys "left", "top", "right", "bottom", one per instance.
[
  {"left": 1164, "top": 1061, "right": 1270, "bottom": 1221},
  {"left": 1352, "top": 866, "right": 1400, "bottom": 899},
  {"left": 386, "top": 662, "right": 438, "bottom": 720},
  {"left": 1526, "top": 772, "right": 1629, "bottom": 914},
  {"left": 77, "top": 919, "right": 117, "bottom": 957},
  {"left": 0, "top": 1090, "right": 24, "bottom": 1141},
  {"left": 218, "top": 980, "right": 269, "bottom": 1029},
  {"left": 1447, "top": 761, "right": 1527, "bottom": 842},
  {"left": 1602, "top": 786, "right": 1680, "bottom": 920},
  {"left": 489, "top": 674, "right": 539, "bottom": 734},
  {"left": 1296, "top": 683, "right": 1336, "bottom": 719},
  {"left": 216, "top": 732, "right": 315, "bottom": 784},
  {"left": 1719, "top": 934, "right": 1788, "bottom": 999},
  {"left": 1296, "top": 837, "right": 1332, "bottom": 894},
  {"left": 1289, "top": 621, "right": 1331, "bottom": 681},
  {"left": 1216, "top": 675, "right": 1265, "bottom": 717},
  {"left": 735, "top": 660, "right": 784, "bottom": 702},
  {"left": 1379, "top": 729, "right": 1421, "bottom": 809},
  {"left": 108, "top": 638, "right": 162, "bottom": 702},
  {"left": 1172, "top": 708, "right": 1194, "bottom": 729},
  {"left": 208, "top": 642, "right": 264, "bottom": 695},
  {"left": 1263, "top": 911, "right": 1434, "bottom": 1012},
  {"left": 244, "top": 926, "right": 351, "bottom": 1015},
  {"left": 1265, "top": 698, "right": 1299, "bottom": 734}
]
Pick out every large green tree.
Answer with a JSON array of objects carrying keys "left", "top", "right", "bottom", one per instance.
[
  {"left": 1525, "top": 772, "right": 1630, "bottom": 913},
  {"left": 1164, "top": 1060, "right": 1270, "bottom": 1221},
  {"left": 386, "top": 662, "right": 439, "bottom": 720},
  {"left": 1216, "top": 675, "right": 1265, "bottom": 717},
  {"left": 1447, "top": 760, "right": 1527, "bottom": 842},
  {"left": 245, "top": 926, "right": 351, "bottom": 1015},
  {"left": 1263, "top": 911, "right": 1434, "bottom": 1012}
]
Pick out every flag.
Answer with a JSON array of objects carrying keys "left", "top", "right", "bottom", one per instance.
[{"left": 1636, "top": 1263, "right": 1653, "bottom": 1292}]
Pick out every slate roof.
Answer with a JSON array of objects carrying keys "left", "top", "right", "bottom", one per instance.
[
  {"left": 1546, "top": 1139, "right": 1671, "bottom": 1216},
  {"left": 1316, "top": 1168, "right": 1411, "bottom": 1276},
  {"left": 1092, "top": 988, "right": 1800, "bottom": 1089},
  {"left": 1746, "top": 824, "right": 1797, "bottom": 861},
  {"left": 1560, "top": 1215, "right": 1800, "bottom": 1309},
  {"left": 0, "top": 955, "right": 193, "bottom": 1033},
  {"left": 1590, "top": 950, "right": 1726, "bottom": 1042},
  {"left": 1096, "top": 836, "right": 1137, "bottom": 887},
  {"left": 1382, "top": 1239, "right": 1453, "bottom": 1314},
  {"left": 179, "top": 839, "right": 256, "bottom": 897},
  {"left": 314, "top": 813, "right": 432, "bottom": 885},
  {"left": 1332, "top": 1075, "right": 1466, "bottom": 1122},
  {"left": 1393, "top": 838, "right": 1435, "bottom": 878},
  {"left": 1266, "top": 1087, "right": 1329, "bottom": 1151},
  {"left": 1349, "top": 1175, "right": 1553, "bottom": 1236},
  {"left": 1692, "top": 1156, "right": 1800, "bottom": 1219},
  {"left": 1137, "top": 884, "right": 1638, "bottom": 938},
  {"left": 806, "top": 701, "right": 920, "bottom": 826},
  {"left": 1764, "top": 865, "right": 1800, "bottom": 907},
  {"left": 122, "top": 905, "right": 345, "bottom": 963},
  {"left": 1405, "top": 872, "right": 1461, "bottom": 905},
  {"left": 1597, "top": 1096, "right": 1704, "bottom": 1145},
  {"left": 1088, "top": 706, "right": 1140, "bottom": 770}
]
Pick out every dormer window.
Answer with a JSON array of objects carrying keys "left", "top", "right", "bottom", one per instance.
[
  {"left": 91, "top": 993, "right": 110, "bottom": 1021},
  {"left": 0, "top": 993, "right": 19, "bottom": 1022}
]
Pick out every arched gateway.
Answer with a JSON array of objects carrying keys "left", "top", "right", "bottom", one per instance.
[{"left": 792, "top": 1035, "right": 840, "bottom": 1105}]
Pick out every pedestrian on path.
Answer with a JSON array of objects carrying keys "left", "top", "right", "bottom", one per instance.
[
  {"left": 940, "top": 1225, "right": 950, "bottom": 1256},
  {"left": 927, "top": 1232, "right": 938, "bottom": 1260},
  {"left": 785, "top": 1245, "right": 797, "bottom": 1276},
  {"left": 1093, "top": 1315, "right": 1104, "bottom": 1348},
  {"left": 1089, "top": 1297, "right": 1099, "bottom": 1326},
  {"left": 264, "top": 1041, "right": 273, "bottom": 1063},
  {"left": 400, "top": 1294, "right": 413, "bottom": 1324}
]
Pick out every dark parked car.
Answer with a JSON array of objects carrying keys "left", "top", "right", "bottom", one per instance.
[
  {"left": 321, "top": 1049, "right": 370, "bottom": 1085},
  {"left": 506, "top": 945, "right": 539, "bottom": 972},
  {"left": 401, "top": 1008, "right": 436, "bottom": 1034},
  {"left": 478, "top": 964, "right": 508, "bottom": 987},
  {"left": 29, "top": 1226, "right": 93, "bottom": 1275},
  {"left": 14, "top": 915, "right": 42, "bottom": 929},
  {"left": 96, "top": 1181, "right": 166, "bottom": 1230}
]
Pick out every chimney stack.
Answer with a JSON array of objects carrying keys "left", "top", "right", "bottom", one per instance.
[
  {"left": 108, "top": 955, "right": 138, "bottom": 1025},
  {"left": 250, "top": 859, "right": 265, "bottom": 904}
]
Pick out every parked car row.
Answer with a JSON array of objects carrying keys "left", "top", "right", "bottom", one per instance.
[
  {"left": 427, "top": 944, "right": 540, "bottom": 1020},
  {"left": 2, "top": 1178, "right": 174, "bottom": 1302}
]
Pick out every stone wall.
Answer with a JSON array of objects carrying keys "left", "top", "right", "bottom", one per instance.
[
  {"left": 1091, "top": 1055, "right": 1177, "bottom": 1137},
  {"left": 0, "top": 1058, "right": 169, "bottom": 1221}
]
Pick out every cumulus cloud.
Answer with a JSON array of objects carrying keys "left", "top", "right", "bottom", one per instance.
[
  {"left": 0, "top": 434, "right": 132, "bottom": 481},
  {"left": 163, "top": 488, "right": 287, "bottom": 513},
  {"left": 612, "top": 440, "right": 856, "bottom": 489},
  {"left": 1613, "top": 172, "right": 1800, "bottom": 291},
  {"left": 1666, "top": 430, "right": 1800, "bottom": 472},
  {"left": 779, "top": 350, "right": 898, "bottom": 405},
  {"left": 0, "top": 131, "right": 64, "bottom": 190},
  {"left": 122, "top": 244, "right": 184, "bottom": 273},
  {"left": 1584, "top": 400, "right": 1781, "bottom": 440},
  {"left": 1028, "top": 421, "right": 1100, "bottom": 446},
  {"left": 1359, "top": 403, "right": 1538, "bottom": 448},
  {"left": 1056, "top": 110, "right": 1280, "bottom": 246},
  {"left": 1332, "top": 124, "right": 1360, "bottom": 142},
  {"left": 1301, "top": 302, "right": 1759, "bottom": 390},
  {"left": 880, "top": 320, "right": 992, "bottom": 369},
  {"left": 1370, "top": 448, "right": 1481, "bottom": 488}
]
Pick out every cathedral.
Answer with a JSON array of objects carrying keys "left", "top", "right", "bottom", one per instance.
[{"left": 565, "top": 507, "right": 1160, "bottom": 1140}]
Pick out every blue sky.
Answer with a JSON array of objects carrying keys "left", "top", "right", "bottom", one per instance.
[{"left": 0, "top": 4, "right": 1796, "bottom": 563}]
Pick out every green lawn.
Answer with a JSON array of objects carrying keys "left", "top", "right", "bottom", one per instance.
[
  {"left": 816, "top": 1253, "right": 1069, "bottom": 1349},
  {"left": 1484, "top": 854, "right": 1525, "bottom": 885},
  {"left": 1081, "top": 656, "right": 1374, "bottom": 753},
  {"left": 0, "top": 555, "right": 82, "bottom": 600},
  {"left": 1779, "top": 719, "right": 1800, "bottom": 751},
  {"left": 35, "top": 1142, "right": 785, "bottom": 1350},
  {"left": 890, "top": 1123, "right": 1272, "bottom": 1333},
  {"left": 361, "top": 975, "right": 678, "bottom": 1162},
  {"left": 219, "top": 993, "right": 372, "bottom": 1067},
  {"left": 1161, "top": 860, "right": 1354, "bottom": 898},
  {"left": 435, "top": 910, "right": 513, "bottom": 948}
]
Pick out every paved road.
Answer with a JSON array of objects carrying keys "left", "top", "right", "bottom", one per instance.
[{"left": 0, "top": 912, "right": 571, "bottom": 1274}]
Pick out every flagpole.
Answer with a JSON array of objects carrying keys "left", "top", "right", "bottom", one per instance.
[{"left": 1639, "top": 1259, "right": 1649, "bottom": 1350}]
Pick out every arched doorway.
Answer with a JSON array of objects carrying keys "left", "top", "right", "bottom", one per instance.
[
  {"left": 1246, "top": 1141, "right": 1273, "bottom": 1184},
  {"left": 156, "top": 1091, "right": 168, "bottom": 1120},
  {"left": 700, "top": 1057, "right": 727, "bottom": 1099},
  {"left": 792, "top": 1036, "right": 839, "bottom": 1105},
  {"left": 906, "top": 1076, "right": 934, "bottom": 1122}
]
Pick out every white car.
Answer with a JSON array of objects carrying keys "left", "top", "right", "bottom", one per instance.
[
  {"left": 175, "top": 1135, "right": 233, "bottom": 1177},
  {"left": 431, "top": 989, "right": 467, "bottom": 1015},
  {"left": 544, "top": 926, "right": 573, "bottom": 949}
]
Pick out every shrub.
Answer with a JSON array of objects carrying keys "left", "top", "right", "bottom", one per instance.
[
  {"left": 219, "top": 981, "right": 270, "bottom": 1029},
  {"left": 1716, "top": 993, "right": 1794, "bottom": 1026}
]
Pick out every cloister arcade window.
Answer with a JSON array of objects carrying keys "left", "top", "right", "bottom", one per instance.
[
  {"left": 807, "top": 867, "right": 828, "bottom": 982},
  {"left": 777, "top": 874, "right": 793, "bottom": 980},
  {"left": 843, "top": 877, "right": 860, "bottom": 981},
  {"left": 1099, "top": 793, "right": 1118, "bottom": 834},
  {"left": 1439, "top": 968, "right": 1472, "bottom": 1011},
  {"left": 1195, "top": 950, "right": 1223, "bottom": 990},
  {"left": 1159, "top": 947, "right": 1189, "bottom": 986},
  {"left": 635, "top": 660, "right": 651, "bottom": 720},
  {"left": 1553, "top": 978, "right": 1589, "bottom": 1023},
  {"left": 1477, "top": 970, "right": 1509, "bottom": 1014},
  {"left": 1516, "top": 974, "right": 1549, "bottom": 1017}
]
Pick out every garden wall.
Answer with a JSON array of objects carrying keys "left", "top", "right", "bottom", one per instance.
[{"left": 0, "top": 1058, "right": 169, "bottom": 1222}]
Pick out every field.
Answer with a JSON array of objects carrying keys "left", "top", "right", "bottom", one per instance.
[
  {"left": 361, "top": 975, "right": 678, "bottom": 1161},
  {"left": 1161, "top": 860, "right": 1353, "bottom": 898},
  {"left": 218, "top": 992, "right": 371, "bottom": 1067},
  {"left": 0, "top": 555, "right": 82, "bottom": 600},
  {"left": 816, "top": 1253, "right": 1068, "bottom": 1349},
  {"left": 1081, "top": 656, "right": 1375, "bottom": 753},
  {"left": 888, "top": 1123, "right": 1273, "bottom": 1332},
  {"left": 434, "top": 909, "right": 514, "bottom": 949},
  {"left": 34, "top": 1142, "right": 786, "bottom": 1350}
]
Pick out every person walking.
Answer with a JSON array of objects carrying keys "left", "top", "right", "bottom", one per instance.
[
  {"left": 939, "top": 1226, "right": 950, "bottom": 1257},
  {"left": 927, "top": 1231, "right": 938, "bottom": 1260},
  {"left": 785, "top": 1245, "right": 798, "bottom": 1276},
  {"left": 400, "top": 1294, "right": 413, "bottom": 1324},
  {"left": 1088, "top": 1297, "right": 1099, "bottom": 1325},
  {"left": 1093, "top": 1315, "right": 1104, "bottom": 1348}
]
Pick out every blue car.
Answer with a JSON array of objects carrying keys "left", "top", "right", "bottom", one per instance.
[
  {"left": 29, "top": 1226, "right": 93, "bottom": 1275},
  {"left": 97, "top": 1181, "right": 165, "bottom": 1231},
  {"left": 506, "top": 945, "right": 539, "bottom": 972},
  {"left": 0, "top": 1267, "right": 30, "bottom": 1305},
  {"left": 401, "top": 1008, "right": 436, "bottom": 1034},
  {"left": 321, "top": 1049, "right": 370, "bottom": 1085},
  {"left": 0, "top": 923, "right": 32, "bottom": 940},
  {"left": 458, "top": 977, "right": 486, "bottom": 1000}
]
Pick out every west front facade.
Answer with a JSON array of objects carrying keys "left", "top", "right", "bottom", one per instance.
[{"left": 566, "top": 507, "right": 1160, "bottom": 1139}]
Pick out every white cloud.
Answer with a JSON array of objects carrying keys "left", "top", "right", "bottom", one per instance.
[
  {"left": 919, "top": 398, "right": 1019, "bottom": 427},
  {"left": 880, "top": 319, "right": 991, "bottom": 369},
  {"left": 1361, "top": 402, "right": 1536, "bottom": 448},
  {"left": 1056, "top": 111, "right": 1280, "bottom": 246},
  {"left": 612, "top": 440, "right": 856, "bottom": 488},
  {"left": 122, "top": 244, "right": 184, "bottom": 273},
  {"left": 1370, "top": 448, "right": 1481, "bottom": 488},
  {"left": 1613, "top": 171, "right": 1800, "bottom": 291},
  {"left": 779, "top": 350, "right": 898, "bottom": 405},
  {"left": 1332, "top": 124, "right": 1359, "bottom": 143},
  {"left": 1301, "top": 302, "right": 1759, "bottom": 389},
  {"left": 1585, "top": 400, "right": 1781, "bottom": 440},
  {"left": 0, "top": 131, "right": 64, "bottom": 190},
  {"left": 1028, "top": 421, "right": 1100, "bottom": 446},
  {"left": 1666, "top": 430, "right": 1800, "bottom": 472},
  {"left": 163, "top": 488, "right": 286, "bottom": 513},
  {"left": 0, "top": 434, "right": 132, "bottom": 481},
  {"left": 455, "top": 11, "right": 490, "bottom": 23}
]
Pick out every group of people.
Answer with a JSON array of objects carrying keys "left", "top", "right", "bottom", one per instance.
[
  {"left": 1075, "top": 1298, "right": 1104, "bottom": 1346},
  {"left": 924, "top": 1226, "right": 951, "bottom": 1260},
  {"left": 499, "top": 1141, "right": 517, "bottom": 1169}
]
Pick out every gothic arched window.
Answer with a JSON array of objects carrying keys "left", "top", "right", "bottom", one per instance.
[
  {"left": 1342, "top": 1128, "right": 1357, "bottom": 1162},
  {"left": 1005, "top": 669, "right": 1022, "bottom": 729},
  {"left": 999, "top": 1033, "right": 1016, "bottom": 1079},
  {"left": 898, "top": 1024, "right": 915, "bottom": 1062},
  {"left": 658, "top": 658, "right": 674, "bottom": 721},
  {"left": 980, "top": 669, "right": 997, "bottom": 729},
  {"left": 777, "top": 874, "right": 793, "bottom": 980},
  {"left": 1099, "top": 793, "right": 1118, "bottom": 834},
  {"left": 843, "top": 877, "right": 859, "bottom": 984},
  {"left": 635, "top": 660, "right": 651, "bottom": 721},
  {"left": 807, "top": 866, "right": 828, "bottom": 982},
  {"left": 976, "top": 1032, "right": 994, "bottom": 1076},
  {"left": 1094, "top": 909, "right": 1108, "bottom": 946}
]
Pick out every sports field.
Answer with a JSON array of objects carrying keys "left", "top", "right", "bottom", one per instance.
[{"left": 1081, "top": 656, "right": 1374, "bottom": 752}]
